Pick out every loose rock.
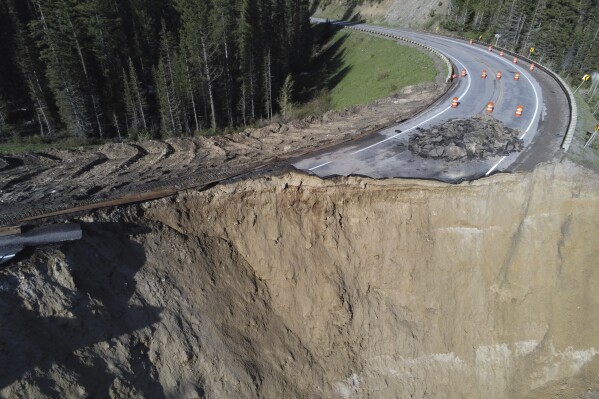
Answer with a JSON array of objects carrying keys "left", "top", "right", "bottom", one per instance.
[{"left": 408, "top": 115, "right": 524, "bottom": 161}]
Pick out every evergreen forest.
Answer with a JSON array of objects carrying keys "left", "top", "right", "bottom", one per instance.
[
  {"left": 0, "top": 0, "right": 311, "bottom": 141},
  {"left": 443, "top": 0, "right": 599, "bottom": 77}
]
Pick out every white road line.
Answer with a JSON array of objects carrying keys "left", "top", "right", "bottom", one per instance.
[
  {"left": 309, "top": 25, "right": 540, "bottom": 177},
  {"left": 309, "top": 160, "right": 333, "bottom": 170},
  {"left": 403, "top": 31, "right": 542, "bottom": 176},
  {"left": 309, "top": 54, "right": 472, "bottom": 171}
]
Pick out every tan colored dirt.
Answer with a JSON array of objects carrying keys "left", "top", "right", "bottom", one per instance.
[
  {"left": 314, "top": 0, "right": 448, "bottom": 28},
  {"left": 0, "top": 82, "right": 446, "bottom": 226},
  {"left": 1, "top": 159, "right": 598, "bottom": 398}
]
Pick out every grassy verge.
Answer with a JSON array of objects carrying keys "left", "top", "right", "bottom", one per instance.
[
  {"left": 294, "top": 26, "right": 437, "bottom": 116},
  {"left": 0, "top": 136, "right": 97, "bottom": 154},
  {"left": 566, "top": 92, "right": 599, "bottom": 168},
  {"left": 328, "top": 30, "right": 436, "bottom": 109}
]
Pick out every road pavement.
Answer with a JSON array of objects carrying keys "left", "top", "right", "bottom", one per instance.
[{"left": 294, "top": 21, "right": 570, "bottom": 182}]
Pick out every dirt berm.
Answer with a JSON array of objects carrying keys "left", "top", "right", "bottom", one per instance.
[{"left": 1, "top": 159, "right": 599, "bottom": 398}]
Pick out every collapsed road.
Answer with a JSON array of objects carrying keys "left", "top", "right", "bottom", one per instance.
[{"left": 294, "top": 20, "right": 571, "bottom": 181}]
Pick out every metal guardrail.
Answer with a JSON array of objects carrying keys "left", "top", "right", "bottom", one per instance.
[
  {"left": 343, "top": 25, "right": 454, "bottom": 83},
  {"left": 427, "top": 31, "right": 576, "bottom": 152}
]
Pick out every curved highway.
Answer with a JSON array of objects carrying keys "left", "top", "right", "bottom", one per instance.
[{"left": 293, "top": 21, "right": 570, "bottom": 182}]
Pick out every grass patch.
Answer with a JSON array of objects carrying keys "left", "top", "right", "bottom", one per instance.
[
  {"left": 565, "top": 92, "right": 599, "bottom": 168},
  {"left": 0, "top": 135, "right": 97, "bottom": 154},
  {"left": 325, "top": 30, "right": 437, "bottom": 109}
]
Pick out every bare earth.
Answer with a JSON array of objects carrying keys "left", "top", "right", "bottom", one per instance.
[
  {"left": 0, "top": 82, "right": 447, "bottom": 226},
  {"left": 1, "top": 160, "right": 599, "bottom": 398}
]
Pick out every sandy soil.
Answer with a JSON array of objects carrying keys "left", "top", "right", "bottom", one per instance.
[{"left": 1, "top": 160, "right": 599, "bottom": 398}]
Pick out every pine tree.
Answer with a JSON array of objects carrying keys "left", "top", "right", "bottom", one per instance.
[
  {"left": 0, "top": 92, "right": 10, "bottom": 139},
  {"left": 278, "top": 74, "right": 294, "bottom": 119},
  {"left": 154, "top": 22, "right": 182, "bottom": 137},
  {"left": 30, "top": 0, "right": 91, "bottom": 137},
  {"left": 176, "top": 0, "right": 220, "bottom": 131}
]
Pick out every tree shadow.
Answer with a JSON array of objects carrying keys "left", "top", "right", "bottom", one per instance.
[
  {"left": 309, "top": 0, "right": 321, "bottom": 16},
  {"left": 0, "top": 222, "right": 165, "bottom": 398},
  {"left": 296, "top": 24, "right": 353, "bottom": 103}
]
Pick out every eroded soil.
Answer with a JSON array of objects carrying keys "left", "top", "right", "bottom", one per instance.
[
  {"left": 0, "top": 82, "right": 446, "bottom": 226},
  {"left": 1, "top": 160, "right": 599, "bottom": 398}
]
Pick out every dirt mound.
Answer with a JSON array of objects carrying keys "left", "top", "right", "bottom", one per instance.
[
  {"left": 1, "top": 160, "right": 599, "bottom": 398},
  {"left": 408, "top": 115, "right": 524, "bottom": 161}
]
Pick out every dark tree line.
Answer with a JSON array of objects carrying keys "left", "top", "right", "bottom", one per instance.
[
  {"left": 443, "top": 0, "right": 599, "bottom": 76},
  {"left": 0, "top": 0, "right": 312, "bottom": 140}
]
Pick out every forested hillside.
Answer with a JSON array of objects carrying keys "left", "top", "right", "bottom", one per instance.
[
  {"left": 443, "top": 0, "right": 598, "bottom": 75},
  {"left": 0, "top": 0, "right": 311, "bottom": 140}
]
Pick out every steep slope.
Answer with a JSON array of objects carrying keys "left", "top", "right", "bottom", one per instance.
[
  {"left": 1, "top": 160, "right": 599, "bottom": 398},
  {"left": 312, "top": 0, "right": 447, "bottom": 28}
]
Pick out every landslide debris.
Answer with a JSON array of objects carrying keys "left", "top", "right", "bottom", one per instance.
[
  {"left": 408, "top": 115, "right": 524, "bottom": 161},
  {"left": 0, "top": 82, "right": 446, "bottom": 226},
  {"left": 1, "top": 160, "right": 599, "bottom": 399}
]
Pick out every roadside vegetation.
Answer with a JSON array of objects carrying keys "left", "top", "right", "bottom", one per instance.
[
  {"left": 568, "top": 93, "right": 599, "bottom": 169},
  {"left": 291, "top": 23, "right": 436, "bottom": 118},
  {"left": 1, "top": 9, "right": 439, "bottom": 154},
  {"left": 319, "top": 29, "right": 436, "bottom": 110}
]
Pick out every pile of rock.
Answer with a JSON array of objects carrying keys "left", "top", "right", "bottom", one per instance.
[{"left": 408, "top": 115, "right": 524, "bottom": 161}]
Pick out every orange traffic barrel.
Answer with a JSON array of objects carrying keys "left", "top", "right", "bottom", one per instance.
[
  {"left": 499, "top": 50, "right": 504, "bottom": 57},
  {"left": 481, "top": 69, "right": 487, "bottom": 79},
  {"left": 488, "top": 45, "right": 493, "bottom": 51},
  {"left": 461, "top": 69, "right": 467, "bottom": 77},
  {"left": 469, "top": 39, "right": 474, "bottom": 45},
  {"left": 529, "top": 63, "right": 535, "bottom": 71},
  {"left": 496, "top": 71, "right": 502, "bottom": 80},
  {"left": 515, "top": 105, "right": 524, "bottom": 117},
  {"left": 513, "top": 57, "right": 518, "bottom": 64},
  {"left": 514, "top": 72, "right": 520, "bottom": 81},
  {"left": 486, "top": 102, "right": 494, "bottom": 113},
  {"left": 451, "top": 97, "right": 459, "bottom": 108}
]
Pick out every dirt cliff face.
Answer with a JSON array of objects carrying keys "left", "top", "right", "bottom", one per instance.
[{"left": 2, "top": 160, "right": 599, "bottom": 398}]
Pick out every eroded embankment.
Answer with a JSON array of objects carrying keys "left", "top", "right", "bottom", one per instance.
[{"left": 1, "top": 160, "right": 599, "bottom": 398}]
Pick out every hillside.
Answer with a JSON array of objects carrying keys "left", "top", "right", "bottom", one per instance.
[
  {"left": 2, "top": 160, "right": 599, "bottom": 398},
  {"left": 312, "top": 0, "right": 447, "bottom": 28}
]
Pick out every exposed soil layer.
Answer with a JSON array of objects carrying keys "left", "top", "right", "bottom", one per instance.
[
  {"left": 408, "top": 115, "right": 524, "bottom": 161},
  {"left": 0, "top": 83, "right": 446, "bottom": 226},
  {"left": 1, "top": 160, "right": 599, "bottom": 398}
]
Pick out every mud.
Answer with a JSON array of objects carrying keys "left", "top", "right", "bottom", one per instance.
[
  {"left": 1, "top": 159, "right": 599, "bottom": 398},
  {"left": 0, "top": 82, "right": 446, "bottom": 226}
]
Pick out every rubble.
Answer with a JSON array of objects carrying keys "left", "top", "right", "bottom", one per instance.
[{"left": 408, "top": 115, "right": 524, "bottom": 161}]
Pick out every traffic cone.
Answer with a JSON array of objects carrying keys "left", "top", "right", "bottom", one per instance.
[
  {"left": 488, "top": 45, "right": 493, "bottom": 51},
  {"left": 451, "top": 97, "right": 459, "bottom": 108},
  {"left": 513, "top": 57, "right": 518, "bottom": 64},
  {"left": 529, "top": 63, "right": 535, "bottom": 71},
  {"left": 469, "top": 39, "right": 474, "bottom": 45},
  {"left": 461, "top": 69, "right": 467, "bottom": 77},
  {"left": 486, "top": 102, "right": 494, "bottom": 113},
  {"left": 500, "top": 50, "right": 504, "bottom": 57},
  {"left": 515, "top": 105, "right": 524, "bottom": 117},
  {"left": 514, "top": 72, "right": 520, "bottom": 81},
  {"left": 481, "top": 69, "right": 488, "bottom": 79},
  {"left": 496, "top": 71, "right": 502, "bottom": 80}
]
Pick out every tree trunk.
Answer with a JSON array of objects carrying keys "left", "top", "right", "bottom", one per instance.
[
  {"left": 183, "top": 48, "right": 199, "bottom": 133},
  {"left": 222, "top": 21, "right": 234, "bottom": 126},
  {"left": 67, "top": 11, "right": 104, "bottom": 137},
  {"left": 200, "top": 35, "right": 217, "bottom": 130}
]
